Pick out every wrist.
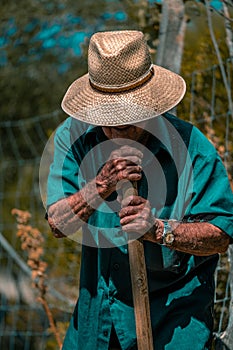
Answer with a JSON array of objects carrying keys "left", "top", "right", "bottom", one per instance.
[
  {"left": 143, "top": 219, "right": 164, "bottom": 244},
  {"left": 161, "top": 220, "right": 180, "bottom": 246},
  {"left": 150, "top": 219, "right": 180, "bottom": 246},
  {"left": 154, "top": 219, "right": 164, "bottom": 244},
  {"left": 161, "top": 220, "right": 175, "bottom": 246}
]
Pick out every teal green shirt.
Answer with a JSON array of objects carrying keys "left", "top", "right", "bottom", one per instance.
[{"left": 47, "top": 113, "right": 233, "bottom": 350}]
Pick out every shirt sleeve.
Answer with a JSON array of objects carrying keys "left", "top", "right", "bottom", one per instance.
[
  {"left": 46, "top": 118, "right": 83, "bottom": 207},
  {"left": 184, "top": 127, "right": 233, "bottom": 240}
]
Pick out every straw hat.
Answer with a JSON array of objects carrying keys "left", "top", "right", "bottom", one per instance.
[{"left": 61, "top": 30, "right": 186, "bottom": 126}]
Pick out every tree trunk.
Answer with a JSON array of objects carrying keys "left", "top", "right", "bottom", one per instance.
[
  {"left": 156, "top": 0, "right": 186, "bottom": 74},
  {"left": 223, "top": 2, "right": 233, "bottom": 60},
  {"left": 204, "top": 0, "right": 233, "bottom": 123}
]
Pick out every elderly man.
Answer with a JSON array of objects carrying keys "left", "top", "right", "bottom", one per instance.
[{"left": 46, "top": 30, "right": 233, "bottom": 350}]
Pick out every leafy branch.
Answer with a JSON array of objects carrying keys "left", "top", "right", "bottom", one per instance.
[{"left": 11, "top": 208, "right": 62, "bottom": 349}]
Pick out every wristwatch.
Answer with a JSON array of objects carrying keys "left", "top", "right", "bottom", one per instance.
[{"left": 162, "top": 221, "right": 175, "bottom": 246}]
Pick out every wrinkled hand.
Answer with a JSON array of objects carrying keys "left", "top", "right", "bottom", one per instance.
[
  {"left": 119, "top": 195, "right": 157, "bottom": 237},
  {"left": 47, "top": 215, "right": 66, "bottom": 238},
  {"left": 96, "top": 145, "right": 143, "bottom": 198}
]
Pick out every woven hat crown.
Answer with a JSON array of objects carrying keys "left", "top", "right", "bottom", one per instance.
[{"left": 88, "top": 31, "right": 152, "bottom": 89}]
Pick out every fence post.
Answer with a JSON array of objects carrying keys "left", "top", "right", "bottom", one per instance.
[{"left": 219, "top": 245, "right": 233, "bottom": 348}]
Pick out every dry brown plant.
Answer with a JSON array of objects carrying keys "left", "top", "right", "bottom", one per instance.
[{"left": 11, "top": 208, "right": 62, "bottom": 349}]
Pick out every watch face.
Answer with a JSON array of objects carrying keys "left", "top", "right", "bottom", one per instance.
[
  {"left": 163, "top": 221, "right": 176, "bottom": 246},
  {"left": 164, "top": 232, "right": 175, "bottom": 245}
]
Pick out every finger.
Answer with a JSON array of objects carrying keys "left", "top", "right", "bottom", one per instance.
[
  {"left": 119, "top": 204, "right": 145, "bottom": 218},
  {"left": 113, "top": 156, "right": 142, "bottom": 165},
  {"left": 121, "top": 195, "right": 146, "bottom": 207},
  {"left": 52, "top": 230, "right": 66, "bottom": 238},
  {"left": 118, "top": 145, "right": 144, "bottom": 158},
  {"left": 115, "top": 163, "right": 142, "bottom": 173},
  {"left": 53, "top": 232, "right": 66, "bottom": 238},
  {"left": 120, "top": 209, "right": 151, "bottom": 226},
  {"left": 111, "top": 147, "right": 143, "bottom": 161},
  {"left": 117, "top": 169, "right": 142, "bottom": 184},
  {"left": 110, "top": 161, "right": 142, "bottom": 179},
  {"left": 124, "top": 157, "right": 142, "bottom": 165},
  {"left": 120, "top": 213, "right": 139, "bottom": 225},
  {"left": 121, "top": 221, "right": 150, "bottom": 234}
]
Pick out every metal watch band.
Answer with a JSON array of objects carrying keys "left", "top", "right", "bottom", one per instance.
[{"left": 162, "top": 220, "right": 175, "bottom": 246}]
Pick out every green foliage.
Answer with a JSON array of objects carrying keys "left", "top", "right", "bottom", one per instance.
[
  {"left": 183, "top": 1, "right": 230, "bottom": 73},
  {"left": 0, "top": 0, "right": 163, "bottom": 123},
  {"left": 0, "top": 1, "right": 84, "bottom": 121}
]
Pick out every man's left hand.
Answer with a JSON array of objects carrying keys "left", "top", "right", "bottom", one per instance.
[{"left": 119, "top": 195, "right": 157, "bottom": 238}]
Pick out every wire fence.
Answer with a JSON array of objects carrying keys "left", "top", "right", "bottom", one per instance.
[
  {"left": 0, "top": 59, "right": 232, "bottom": 349},
  {"left": 0, "top": 109, "right": 80, "bottom": 349}
]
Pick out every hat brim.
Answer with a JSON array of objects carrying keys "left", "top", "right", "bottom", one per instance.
[{"left": 61, "top": 65, "right": 186, "bottom": 126}]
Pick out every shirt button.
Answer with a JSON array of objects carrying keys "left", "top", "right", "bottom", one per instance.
[
  {"left": 113, "top": 263, "right": 120, "bottom": 271},
  {"left": 103, "top": 330, "right": 108, "bottom": 337},
  {"left": 117, "top": 230, "right": 123, "bottom": 236}
]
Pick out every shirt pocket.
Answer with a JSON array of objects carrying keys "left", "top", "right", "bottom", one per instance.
[{"left": 144, "top": 241, "right": 187, "bottom": 274}]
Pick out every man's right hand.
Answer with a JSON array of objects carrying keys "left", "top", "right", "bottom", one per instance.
[{"left": 95, "top": 145, "right": 143, "bottom": 198}]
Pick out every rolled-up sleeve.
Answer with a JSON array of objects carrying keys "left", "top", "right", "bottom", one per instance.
[
  {"left": 46, "top": 119, "right": 82, "bottom": 207},
  {"left": 184, "top": 127, "right": 233, "bottom": 241}
]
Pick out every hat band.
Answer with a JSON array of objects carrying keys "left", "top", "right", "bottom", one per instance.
[{"left": 89, "top": 65, "right": 154, "bottom": 93}]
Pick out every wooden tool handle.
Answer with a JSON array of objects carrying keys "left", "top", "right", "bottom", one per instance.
[{"left": 121, "top": 181, "right": 154, "bottom": 350}]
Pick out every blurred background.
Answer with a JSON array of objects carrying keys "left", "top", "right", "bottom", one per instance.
[{"left": 0, "top": 0, "right": 233, "bottom": 349}]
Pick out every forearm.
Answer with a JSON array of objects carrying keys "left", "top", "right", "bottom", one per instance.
[
  {"left": 147, "top": 220, "right": 230, "bottom": 256},
  {"left": 170, "top": 222, "right": 230, "bottom": 255},
  {"left": 48, "top": 178, "right": 108, "bottom": 236}
]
